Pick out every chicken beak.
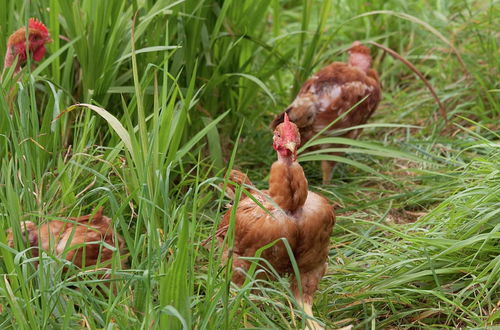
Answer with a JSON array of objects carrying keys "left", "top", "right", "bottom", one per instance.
[{"left": 284, "top": 141, "right": 297, "bottom": 153}]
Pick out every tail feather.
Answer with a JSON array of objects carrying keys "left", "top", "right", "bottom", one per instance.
[
  {"left": 201, "top": 225, "right": 229, "bottom": 248},
  {"left": 205, "top": 170, "right": 254, "bottom": 248},
  {"left": 349, "top": 41, "right": 371, "bottom": 55},
  {"left": 224, "top": 169, "right": 254, "bottom": 201},
  {"left": 348, "top": 41, "right": 372, "bottom": 72}
]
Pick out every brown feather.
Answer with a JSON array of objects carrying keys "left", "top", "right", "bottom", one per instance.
[
  {"left": 7, "top": 209, "right": 126, "bottom": 269},
  {"left": 213, "top": 119, "right": 334, "bottom": 325},
  {"left": 349, "top": 43, "right": 370, "bottom": 55},
  {"left": 269, "top": 162, "right": 308, "bottom": 212},
  {"left": 270, "top": 41, "right": 381, "bottom": 183},
  {"left": 224, "top": 169, "right": 254, "bottom": 201},
  {"left": 216, "top": 159, "right": 334, "bottom": 322}
]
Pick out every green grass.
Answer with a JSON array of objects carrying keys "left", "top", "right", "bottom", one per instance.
[{"left": 0, "top": 0, "right": 499, "bottom": 329}]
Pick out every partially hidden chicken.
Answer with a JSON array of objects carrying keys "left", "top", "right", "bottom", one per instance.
[
  {"left": 271, "top": 41, "right": 381, "bottom": 184},
  {"left": 2, "top": 18, "right": 52, "bottom": 76},
  {"left": 216, "top": 114, "right": 335, "bottom": 329},
  {"left": 7, "top": 208, "right": 126, "bottom": 270}
]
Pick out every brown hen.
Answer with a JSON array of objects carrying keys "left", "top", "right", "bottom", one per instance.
[
  {"left": 7, "top": 208, "right": 126, "bottom": 270},
  {"left": 271, "top": 41, "right": 381, "bottom": 183},
  {"left": 2, "top": 18, "right": 52, "bottom": 76},
  {"left": 217, "top": 114, "right": 335, "bottom": 329},
  {"left": 2, "top": 18, "right": 52, "bottom": 113}
]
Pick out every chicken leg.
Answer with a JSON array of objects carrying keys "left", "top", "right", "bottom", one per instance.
[
  {"left": 291, "top": 262, "right": 328, "bottom": 330},
  {"left": 321, "top": 160, "right": 334, "bottom": 185}
]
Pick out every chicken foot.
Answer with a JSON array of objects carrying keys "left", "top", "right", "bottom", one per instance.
[{"left": 295, "top": 296, "right": 324, "bottom": 330}]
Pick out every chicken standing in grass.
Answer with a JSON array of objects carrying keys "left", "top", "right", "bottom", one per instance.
[
  {"left": 2, "top": 18, "right": 52, "bottom": 113},
  {"left": 2, "top": 18, "right": 52, "bottom": 76},
  {"left": 216, "top": 114, "right": 335, "bottom": 329},
  {"left": 7, "top": 208, "right": 126, "bottom": 270},
  {"left": 271, "top": 41, "right": 381, "bottom": 184}
]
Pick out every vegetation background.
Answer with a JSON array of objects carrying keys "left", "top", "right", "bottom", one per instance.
[{"left": 0, "top": 0, "right": 498, "bottom": 328}]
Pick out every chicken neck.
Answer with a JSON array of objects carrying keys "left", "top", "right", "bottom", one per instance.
[{"left": 268, "top": 159, "right": 308, "bottom": 213}]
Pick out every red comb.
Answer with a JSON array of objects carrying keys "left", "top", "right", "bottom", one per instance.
[
  {"left": 28, "top": 18, "right": 48, "bottom": 34},
  {"left": 282, "top": 113, "right": 297, "bottom": 138}
]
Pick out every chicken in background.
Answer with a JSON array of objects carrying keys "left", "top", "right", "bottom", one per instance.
[
  {"left": 2, "top": 18, "right": 52, "bottom": 77},
  {"left": 1, "top": 18, "right": 52, "bottom": 114},
  {"left": 216, "top": 114, "right": 335, "bottom": 329},
  {"left": 7, "top": 208, "right": 126, "bottom": 270},
  {"left": 271, "top": 41, "right": 381, "bottom": 184},
  {"left": 3, "top": 18, "right": 52, "bottom": 74}
]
